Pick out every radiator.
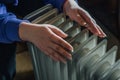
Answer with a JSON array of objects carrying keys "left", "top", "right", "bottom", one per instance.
[{"left": 24, "top": 4, "right": 120, "bottom": 80}]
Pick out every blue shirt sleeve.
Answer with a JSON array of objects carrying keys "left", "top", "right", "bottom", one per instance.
[
  {"left": 43, "top": 0, "right": 65, "bottom": 12},
  {"left": 43, "top": 0, "right": 78, "bottom": 12},
  {"left": 0, "top": 13, "right": 27, "bottom": 43},
  {"left": 0, "top": 0, "right": 18, "bottom": 5},
  {"left": 0, "top": 0, "right": 78, "bottom": 43}
]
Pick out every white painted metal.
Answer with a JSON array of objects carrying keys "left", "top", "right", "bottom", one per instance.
[{"left": 25, "top": 4, "right": 119, "bottom": 80}]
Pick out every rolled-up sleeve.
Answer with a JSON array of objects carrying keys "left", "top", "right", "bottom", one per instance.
[{"left": 0, "top": 13, "right": 27, "bottom": 43}]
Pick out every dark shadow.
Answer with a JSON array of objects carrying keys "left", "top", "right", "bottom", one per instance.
[{"left": 14, "top": 71, "right": 35, "bottom": 80}]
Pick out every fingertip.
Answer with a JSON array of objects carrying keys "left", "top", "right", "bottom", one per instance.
[
  {"left": 94, "top": 32, "right": 107, "bottom": 38},
  {"left": 100, "top": 33, "right": 107, "bottom": 38},
  {"left": 71, "top": 49, "right": 74, "bottom": 52},
  {"left": 82, "top": 22, "right": 87, "bottom": 26},
  {"left": 103, "top": 34, "right": 107, "bottom": 37},
  {"left": 61, "top": 33, "right": 68, "bottom": 38},
  {"left": 93, "top": 28, "right": 101, "bottom": 37},
  {"left": 66, "top": 44, "right": 74, "bottom": 53},
  {"left": 52, "top": 27, "right": 68, "bottom": 38},
  {"left": 102, "top": 32, "right": 107, "bottom": 37},
  {"left": 59, "top": 29, "right": 67, "bottom": 36},
  {"left": 95, "top": 24, "right": 107, "bottom": 38},
  {"left": 65, "top": 33, "right": 68, "bottom": 37},
  {"left": 79, "top": 21, "right": 87, "bottom": 27},
  {"left": 70, "top": 46, "right": 74, "bottom": 53},
  {"left": 68, "top": 54, "right": 72, "bottom": 60}
]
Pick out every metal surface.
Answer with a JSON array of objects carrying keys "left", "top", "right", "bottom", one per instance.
[{"left": 24, "top": 4, "right": 120, "bottom": 80}]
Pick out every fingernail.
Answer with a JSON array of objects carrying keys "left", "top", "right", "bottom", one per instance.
[
  {"left": 83, "top": 22, "right": 87, "bottom": 26},
  {"left": 64, "top": 33, "right": 68, "bottom": 36},
  {"left": 103, "top": 33, "right": 107, "bottom": 37},
  {"left": 68, "top": 54, "right": 72, "bottom": 60},
  {"left": 63, "top": 33, "right": 68, "bottom": 38},
  {"left": 71, "top": 49, "right": 74, "bottom": 53},
  {"left": 65, "top": 33, "right": 68, "bottom": 35},
  {"left": 100, "top": 33, "right": 107, "bottom": 38},
  {"left": 102, "top": 34, "right": 107, "bottom": 38}
]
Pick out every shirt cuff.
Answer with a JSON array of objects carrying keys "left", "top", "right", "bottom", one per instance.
[
  {"left": 43, "top": 0, "right": 65, "bottom": 12},
  {"left": 54, "top": 0, "right": 66, "bottom": 12},
  {"left": 5, "top": 18, "right": 28, "bottom": 43}
]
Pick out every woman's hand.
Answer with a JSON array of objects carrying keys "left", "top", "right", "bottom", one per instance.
[
  {"left": 19, "top": 22, "right": 73, "bottom": 63},
  {"left": 63, "top": 0, "right": 106, "bottom": 37}
]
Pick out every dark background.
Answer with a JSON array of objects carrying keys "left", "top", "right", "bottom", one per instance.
[{"left": 78, "top": 0, "right": 119, "bottom": 40}]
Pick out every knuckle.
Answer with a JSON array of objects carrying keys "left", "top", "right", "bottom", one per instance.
[
  {"left": 62, "top": 51, "right": 67, "bottom": 56},
  {"left": 55, "top": 45, "right": 61, "bottom": 51},
  {"left": 48, "top": 33, "right": 54, "bottom": 39},
  {"left": 57, "top": 39, "right": 62, "bottom": 43}
]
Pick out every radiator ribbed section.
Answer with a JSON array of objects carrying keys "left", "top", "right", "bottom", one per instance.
[{"left": 24, "top": 4, "right": 120, "bottom": 80}]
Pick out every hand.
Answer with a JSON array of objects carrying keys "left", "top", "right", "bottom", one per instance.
[
  {"left": 63, "top": 0, "right": 106, "bottom": 37},
  {"left": 19, "top": 22, "right": 73, "bottom": 63}
]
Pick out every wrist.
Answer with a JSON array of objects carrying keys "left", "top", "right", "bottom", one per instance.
[
  {"left": 63, "top": 0, "right": 70, "bottom": 15},
  {"left": 19, "top": 22, "right": 32, "bottom": 41},
  {"left": 63, "top": 0, "right": 77, "bottom": 15}
]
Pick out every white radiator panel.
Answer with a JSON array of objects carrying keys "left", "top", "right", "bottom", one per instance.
[{"left": 25, "top": 4, "right": 120, "bottom": 80}]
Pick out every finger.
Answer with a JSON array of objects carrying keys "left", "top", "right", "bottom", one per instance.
[
  {"left": 78, "top": 10, "right": 101, "bottom": 35},
  {"left": 49, "top": 54, "right": 59, "bottom": 62},
  {"left": 49, "top": 25, "right": 68, "bottom": 38},
  {"left": 86, "top": 21, "right": 101, "bottom": 36},
  {"left": 45, "top": 49, "right": 59, "bottom": 62},
  {"left": 52, "top": 52, "right": 67, "bottom": 64},
  {"left": 96, "top": 24, "right": 107, "bottom": 37},
  {"left": 91, "top": 19, "right": 106, "bottom": 37},
  {"left": 49, "top": 43, "right": 72, "bottom": 60},
  {"left": 49, "top": 33, "right": 73, "bottom": 52},
  {"left": 46, "top": 48, "right": 67, "bottom": 63},
  {"left": 75, "top": 13, "right": 87, "bottom": 26},
  {"left": 87, "top": 24, "right": 100, "bottom": 37}
]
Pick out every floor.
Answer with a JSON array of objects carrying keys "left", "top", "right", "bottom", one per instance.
[{"left": 14, "top": 43, "right": 35, "bottom": 80}]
